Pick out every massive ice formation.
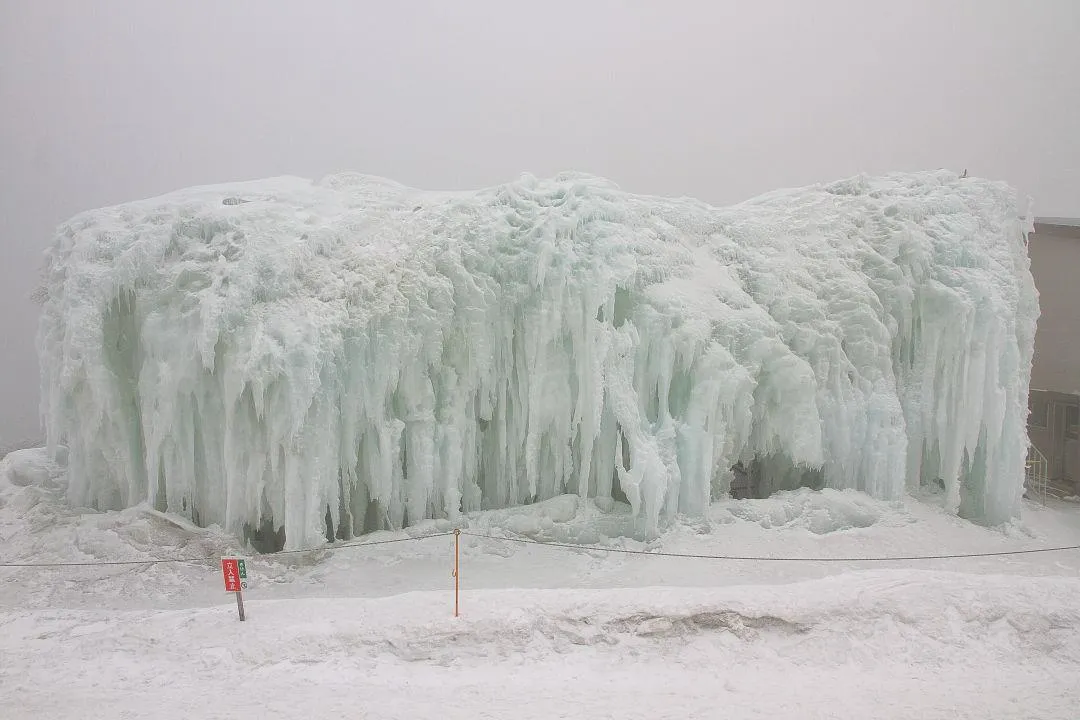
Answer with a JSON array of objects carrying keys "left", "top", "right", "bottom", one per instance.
[{"left": 37, "top": 171, "right": 1038, "bottom": 549}]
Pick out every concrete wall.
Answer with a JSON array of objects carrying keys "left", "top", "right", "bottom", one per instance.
[
  {"left": 1029, "top": 221, "right": 1080, "bottom": 394},
  {"left": 1027, "top": 220, "right": 1080, "bottom": 494}
]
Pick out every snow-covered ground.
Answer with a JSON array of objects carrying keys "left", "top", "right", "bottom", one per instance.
[{"left": 3, "top": 448, "right": 1080, "bottom": 719}]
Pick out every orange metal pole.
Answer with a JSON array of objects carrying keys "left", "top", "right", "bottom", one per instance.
[{"left": 453, "top": 528, "right": 460, "bottom": 617}]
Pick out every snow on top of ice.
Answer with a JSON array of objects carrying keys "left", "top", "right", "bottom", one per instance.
[{"left": 37, "top": 170, "right": 1037, "bottom": 549}]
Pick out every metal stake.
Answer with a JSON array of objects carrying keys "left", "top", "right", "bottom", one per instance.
[{"left": 453, "top": 528, "right": 460, "bottom": 617}]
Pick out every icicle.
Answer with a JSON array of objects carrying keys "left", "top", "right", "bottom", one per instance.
[{"left": 37, "top": 170, "right": 1038, "bottom": 548}]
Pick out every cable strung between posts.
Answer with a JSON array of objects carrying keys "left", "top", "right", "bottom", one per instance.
[
  {"left": 0, "top": 532, "right": 453, "bottom": 568},
  {"left": 457, "top": 530, "right": 1080, "bottom": 562},
  {"left": 2, "top": 529, "right": 1078, "bottom": 568}
]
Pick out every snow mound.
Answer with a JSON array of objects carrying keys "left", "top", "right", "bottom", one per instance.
[
  {"left": 11, "top": 573, "right": 1076, "bottom": 666},
  {"left": 0, "top": 447, "right": 65, "bottom": 491},
  {"left": 6, "top": 572, "right": 1080, "bottom": 719},
  {"left": 0, "top": 447, "right": 253, "bottom": 594},
  {"left": 37, "top": 171, "right": 1038, "bottom": 549},
  {"left": 460, "top": 494, "right": 640, "bottom": 545},
  {"left": 355, "top": 573, "right": 1080, "bottom": 662},
  {"left": 724, "top": 488, "right": 887, "bottom": 534}
]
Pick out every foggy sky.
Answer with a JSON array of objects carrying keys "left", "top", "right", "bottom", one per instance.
[{"left": 1, "top": 0, "right": 1078, "bottom": 442}]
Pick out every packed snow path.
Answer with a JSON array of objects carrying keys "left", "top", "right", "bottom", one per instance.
[{"left": 38, "top": 171, "right": 1037, "bottom": 548}]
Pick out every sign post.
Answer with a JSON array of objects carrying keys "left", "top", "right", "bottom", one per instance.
[
  {"left": 221, "top": 557, "right": 249, "bottom": 621},
  {"left": 453, "top": 528, "right": 460, "bottom": 618}
]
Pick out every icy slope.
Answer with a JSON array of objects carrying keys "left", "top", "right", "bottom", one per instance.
[{"left": 37, "top": 171, "right": 1038, "bottom": 548}]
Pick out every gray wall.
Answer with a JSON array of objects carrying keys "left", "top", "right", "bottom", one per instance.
[
  {"left": 1029, "top": 221, "right": 1080, "bottom": 395},
  {"left": 1027, "top": 220, "right": 1080, "bottom": 493}
]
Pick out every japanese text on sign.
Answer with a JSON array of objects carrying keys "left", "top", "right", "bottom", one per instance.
[{"left": 221, "top": 557, "right": 248, "bottom": 592}]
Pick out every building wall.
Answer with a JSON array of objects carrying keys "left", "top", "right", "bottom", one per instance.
[
  {"left": 1029, "top": 222, "right": 1080, "bottom": 395},
  {"left": 1027, "top": 220, "right": 1080, "bottom": 495}
]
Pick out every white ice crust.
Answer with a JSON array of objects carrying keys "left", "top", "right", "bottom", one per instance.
[{"left": 37, "top": 170, "right": 1038, "bottom": 549}]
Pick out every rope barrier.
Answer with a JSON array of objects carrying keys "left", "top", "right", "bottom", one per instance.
[
  {"left": 1, "top": 528, "right": 1077, "bottom": 568},
  {"left": 0, "top": 531, "right": 453, "bottom": 568},
  {"left": 457, "top": 530, "right": 1080, "bottom": 563}
]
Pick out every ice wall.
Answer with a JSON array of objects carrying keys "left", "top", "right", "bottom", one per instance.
[{"left": 37, "top": 171, "right": 1038, "bottom": 549}]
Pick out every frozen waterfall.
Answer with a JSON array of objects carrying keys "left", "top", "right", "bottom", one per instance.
[{"left": 37, "top": 170, "right": 1039, "bottom": 549}]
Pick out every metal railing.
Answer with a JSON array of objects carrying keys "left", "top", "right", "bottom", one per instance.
[{"left": 1025, "top": 445, "right": 1049, "bottom": 505}]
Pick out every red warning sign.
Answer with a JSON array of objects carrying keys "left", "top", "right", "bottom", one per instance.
[{"left": 221, "top": 558, "right": 242, "bottom": 592}]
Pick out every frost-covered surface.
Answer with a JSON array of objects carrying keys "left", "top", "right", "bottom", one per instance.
[
  {"left": 0, "top": 447, "right": 65, "bottom": 490},
  {"left": 3, "top": 466, "right": 1080, "bottom": 719},
  {"left": 37, "top": 171, "right": 1038, "bottom": 549},
  {"left": 5, "top": 575, "right": 1080, "bottom": 720},
  {"left": 0, "top": 437, "right": 47, "bottom": 461}
]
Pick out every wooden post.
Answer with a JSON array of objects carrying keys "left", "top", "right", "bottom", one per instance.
[
  {"left": 236, "top": 589, "right": 246, "bottom": 621},
  {"left": 453, "top": 528, "right": 460, "bottom": 617}
]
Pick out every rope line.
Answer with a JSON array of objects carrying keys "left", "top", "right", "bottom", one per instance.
[
  {"left": 0, "top": 532, "right": 452, "bottom": 568},
  {"left": 457, "top": 531, "right": 1080, "bottom": 563},
  {"left": 1, "top": 528, "right": 1077, "bottom": 568}
]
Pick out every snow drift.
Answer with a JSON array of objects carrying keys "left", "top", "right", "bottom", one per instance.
[{"left": 37, "top": 170, "right": 1038, "bottom": 549}]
